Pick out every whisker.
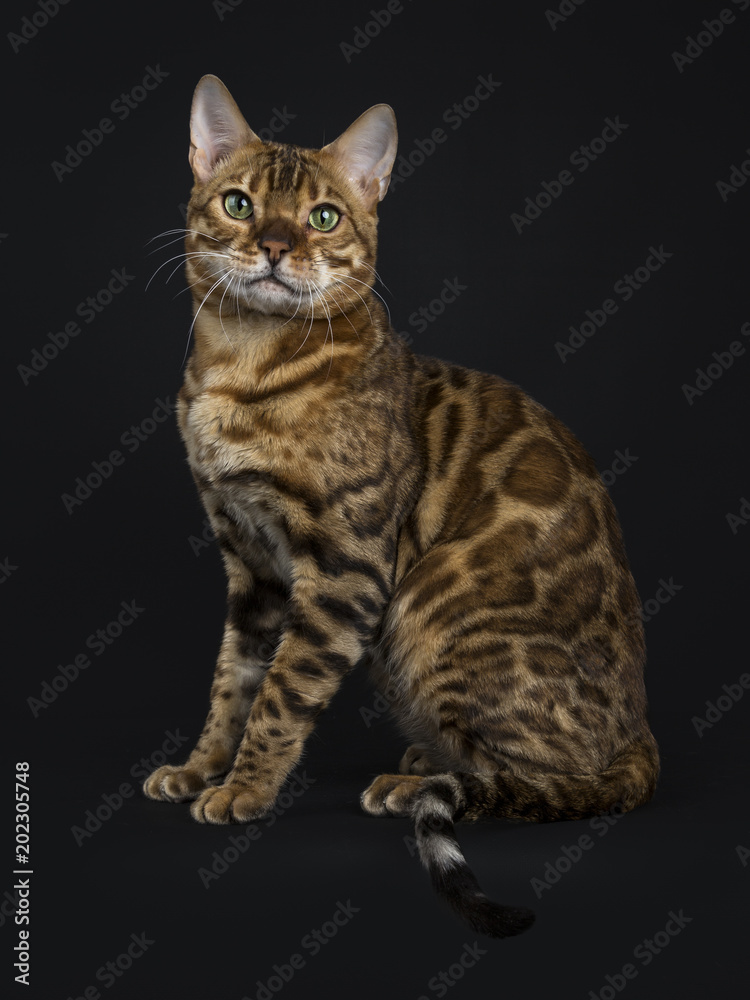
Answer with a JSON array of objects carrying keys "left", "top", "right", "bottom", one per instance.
[
  {"left": 303, "top": 253, "right": 391, "bottom": 324},
  {"left": 312, "top": 146, "right": 323, "bottom": 186},
  {"left": 326, "top": 284, "right": 360, "bottom": 339},
  {"left": 146, "top": 227, "right": 232, "bottom": 251},
  {"left": 146, "top": 251, "right": 231, "bottom": 292},
  {"left": 233, "top": 273, "right": 244, "bottom": 335},
  {"left": 278, "top": 282, "right": 306, "bottom": 331},
  {"left": 181, "top": 271, "right": 231, "bottom": 369},
  {"left": 174, "top": 263, "right": 224, "bottom": 298},
  {"left": 338, "top": 273, "right": 392, "bottom": 326},
  {"left": 177, "top": 264, "right": 230, "bottom": 299},
  {"left": 359, "top": 260, "right": 393, "bottom": 296},
  {"left": 304, "top": 280, "right": 337, "bottom": 381},
  {"left": 318, "top": 291, "right": 335, "bottom": 381},
  {"left": 328, "top": 276, "right": 375, "bottom": 325},
  {"left": 284, "top": 282, "right": 317, "bottom": 365},
  {"left": 217, "top": 272, "right": 238, "bottom": 354}
]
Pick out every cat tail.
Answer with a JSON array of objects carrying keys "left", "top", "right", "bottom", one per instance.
[
  {"left": 411, "top": 775, "right": 535, "bottom": 939},
  {"left": 411, "top": 736, "right": 659, "bottom": 938}
]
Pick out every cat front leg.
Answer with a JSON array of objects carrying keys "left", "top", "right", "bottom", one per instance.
[
  {"left": 142, "top": 626, "right": 263, "bottom": 801},
  {"left": 143, "top": 572, "right": 285, "bottom": 802},
  {"left": 190, "top": 570, "right": 386, "bottom": 823}
]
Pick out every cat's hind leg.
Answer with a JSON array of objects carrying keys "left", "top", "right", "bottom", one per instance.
[
  {"left": 361, "top": 773, "right": 424, "bottom": 816},
  {"left": 399, "top": 744, "right": 441, "bottom": 775},
  {"left": 360, "top": 770, "right": 535, "bottom": 938}
]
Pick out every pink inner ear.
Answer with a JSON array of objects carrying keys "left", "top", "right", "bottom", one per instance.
[
  {"left": 322, "top": 105, "right": 398, "bottom": 207},
  {"left": 189, "top": 75, "right": 259, "bottom": 183},
  {"left": 358, "top": 176, "right": 383, "bottom": 205},
  {"left": 189, "top": 145, "right": 215, "bottom": 186}
]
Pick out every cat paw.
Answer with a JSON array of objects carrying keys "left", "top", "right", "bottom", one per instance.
[
  {"left": 360, "top": 773, "right": 424, "bottom": 817},
  {"left": 143, "top": 765, "right": 209, "bottom": 802},
  {"left": 190, "top": 783, "right": 273, "bottom": 824},
  {"left": 398, "top": 744, "right": 438, "bottom": 775}
]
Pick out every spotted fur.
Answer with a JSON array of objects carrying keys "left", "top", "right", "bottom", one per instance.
[{"left": 143, "top": 75, "right": 659, "bottom": 938}]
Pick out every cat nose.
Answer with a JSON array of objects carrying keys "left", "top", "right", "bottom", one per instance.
[{"left": 260, "top": 234, "right": 293, "bottom": 265}]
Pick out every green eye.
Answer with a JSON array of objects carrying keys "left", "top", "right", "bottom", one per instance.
[
  {"left": 224, "top": 191, "right": 253, "bottom": 220},
  {"left": 308, "top": 205, "right": 340, "bottom": 232}
]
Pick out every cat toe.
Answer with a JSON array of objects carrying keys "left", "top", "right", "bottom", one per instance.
[
  {"left": 190, "top": 783, "right": 272, "bottom": 824},
  {"left": 143, "top": 765, "right": 208, "bottom": 802},
  {"left": 360, "top": 773, "right": 424, "bottom": 817},
  {"left": 398, "top": 744, "right": 437, "bottom": 775}
]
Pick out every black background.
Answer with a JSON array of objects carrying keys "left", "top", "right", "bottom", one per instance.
[{"left": 2, "top": 1, "right": 749, "bottom": 997}]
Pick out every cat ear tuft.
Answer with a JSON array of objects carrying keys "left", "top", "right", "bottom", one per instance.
[
  {"left": 189, "top": 75, "right": 260, "bottom": 184},
  {"left": 322, "top": 105, "right": 398, "bottom": 209}
]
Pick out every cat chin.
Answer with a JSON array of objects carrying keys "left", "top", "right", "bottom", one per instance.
[{"left": 239, "top": 278, "right": 301, "bottom": 317}]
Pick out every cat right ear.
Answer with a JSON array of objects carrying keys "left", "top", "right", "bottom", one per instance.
[
  {"left": 321, "top": 105, "right": 398, "bottom": 209},
  {"left": 189, "top": 75, "right": 260, "bottom": 184}
]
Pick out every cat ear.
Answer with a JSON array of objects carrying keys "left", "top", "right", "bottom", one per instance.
[
  {"left": 321, "top": 105, "right": 398, "bottom": 209},
  {"left": 189, "top": 75, "right": 260, "bottom": 184}
]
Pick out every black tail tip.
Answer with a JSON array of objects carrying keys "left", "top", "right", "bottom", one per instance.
[{"left": 466, "top": 900, "right": 536, "bottom": 939}]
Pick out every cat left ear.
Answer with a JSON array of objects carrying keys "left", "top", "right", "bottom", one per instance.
[
  {"left": 321, "top": 105, "right": 398, "bottom": 210},
  {"left": 189, "top": 75, "right": 260, "bottom": 184}
]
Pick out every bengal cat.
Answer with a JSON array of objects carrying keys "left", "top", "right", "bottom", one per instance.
[{"left": 143, "top": 74, "right": 659, "bottom": 938}]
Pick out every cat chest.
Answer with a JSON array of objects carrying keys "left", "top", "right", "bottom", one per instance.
[{"left": 179, "top": 391, "right": 301, "bottom": 577}]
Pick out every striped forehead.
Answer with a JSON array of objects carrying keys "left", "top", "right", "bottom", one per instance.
[{"left": 237, "top": 144, "right": 328, "bottom": 204}]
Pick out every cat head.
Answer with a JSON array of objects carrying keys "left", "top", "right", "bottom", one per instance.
[{"left": 184, "top": 75, "right": 397, "bottom": 320}]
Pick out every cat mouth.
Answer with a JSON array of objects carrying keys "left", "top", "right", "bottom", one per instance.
[
  {"left": 252, "top": 273, "right": 291, "bottom": 291},
  {"left": 237, "top": 271, "right": 301, "bottom": 315}
]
